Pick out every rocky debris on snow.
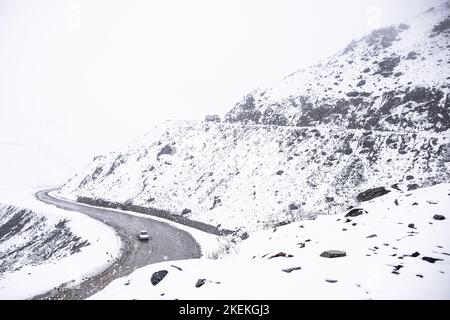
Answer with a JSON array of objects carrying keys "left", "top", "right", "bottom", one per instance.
[
  {"left": 171, "top": 265, "right": 183, "bottom": 271},
  {"left": 433, "top": 214, "right": 446, "bottom": 220}
]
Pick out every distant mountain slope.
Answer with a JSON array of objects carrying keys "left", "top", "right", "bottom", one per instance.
[
  {"left": 225, "top": 3, "right": 450, "bottom": 132},
  {"left": 58, "top": 121, "right": 450, "bottom": 231}
]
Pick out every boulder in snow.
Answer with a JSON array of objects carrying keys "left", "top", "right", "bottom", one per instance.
[{"left": 282, "top": 267, "right": 302, "bottom": 273}]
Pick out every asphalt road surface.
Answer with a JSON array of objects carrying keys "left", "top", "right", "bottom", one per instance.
[{"left": 33, "top": 189, "right": 201, "bottom": 300}]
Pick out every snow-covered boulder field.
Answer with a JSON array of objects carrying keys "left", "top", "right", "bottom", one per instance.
[
  {"left": 0, "top": 188, "right": 121, "bottom": 299},
  {"left": 91, "top": 183, "right": 450, "bottom": 300}
]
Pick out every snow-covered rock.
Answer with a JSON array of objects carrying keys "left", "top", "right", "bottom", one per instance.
[
  {"left": 58, "top": 121, "right": 450, "bottom": 231},
  {"left": 225, "top": 3, "right": 450, "bottom": 133},
  {"left": 58, "top": 3, "right": 450, "bottom": 232}
]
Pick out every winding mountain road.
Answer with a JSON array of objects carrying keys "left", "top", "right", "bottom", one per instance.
[{"left": 33, "top": 189, "right": 201, "bottom": 300}]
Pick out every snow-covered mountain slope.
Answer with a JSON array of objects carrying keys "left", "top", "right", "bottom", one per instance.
[
  {"left": 58, "top": 120, "right": 450, "bottom": 231},
  {"left": 0, "top": 188, "right": 121, "bottom": 299},
  {"left": 90, "top": 183, "right": 450, "bottom": 300},
  {"left": 0, "top": 203, "right": 89, "bottom": 274},
  {"left": 225, "top": 3, "right": 450, "bottom": 133}
]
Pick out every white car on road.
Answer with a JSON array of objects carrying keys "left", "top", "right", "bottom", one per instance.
[{"left": 138, "top": 230, "right": 150, "bottom": 241}]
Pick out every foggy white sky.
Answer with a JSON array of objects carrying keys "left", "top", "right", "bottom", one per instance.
[{"left": 0, "top": 0, "right": 446, "bottom": 187}]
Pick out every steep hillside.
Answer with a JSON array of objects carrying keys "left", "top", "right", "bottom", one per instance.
[
  {"left": 58, "top": 121, "right": 450, "bottom": 231},
  {"left": 225, "top": 3, "right": 450, "bottom": 132}
]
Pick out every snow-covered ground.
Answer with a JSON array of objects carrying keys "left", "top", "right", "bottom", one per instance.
[
  {"left": 0, "top": 187, "right": 121, "bottom": 299},
  {"left": 91, "top": 183, "right": 450, "bottom": 300}
]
